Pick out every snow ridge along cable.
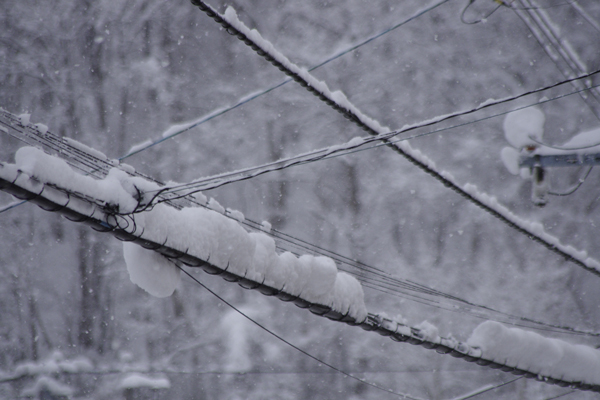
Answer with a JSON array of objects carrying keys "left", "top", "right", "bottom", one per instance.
[{"left": 189, "top": 0, "right": 600, "bottom": 277}]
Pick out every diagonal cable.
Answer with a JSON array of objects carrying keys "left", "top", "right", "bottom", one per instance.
[
  {"left": 189, "top": 0, "right": 600, "bottom": 278},
  {"left": 120, "top": 0, "right": 451, "bottom": 159}
]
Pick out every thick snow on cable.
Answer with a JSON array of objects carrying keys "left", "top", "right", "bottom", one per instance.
[
  {"left": 468, "top": 321, "right": 600, "bottom": 384},
  {"left": 123, "top": 242, "right": 181, "bottom": 298},
  {"left": 133, "top": 202, "right": 368, "bottom": 321},
  {"left": 217, "top": 5, "right": 600, "bottom": 274},
  {"left": 8, "top": 139, "right": 368, "bottom": 317}
]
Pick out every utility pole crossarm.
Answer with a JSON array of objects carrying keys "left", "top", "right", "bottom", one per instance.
[{"left": 520, "top": 153, "right": 600, "bottom": 168}]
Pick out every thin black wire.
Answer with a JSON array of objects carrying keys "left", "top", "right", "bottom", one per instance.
[
  {"left": 176, "top": 264, "right": 423, "bottom": 400},
  {"left": 120, "top": 0, "right": 452, "bottom": 160},
  {"left": 548, "top": 166, "right": 593, "bottom": 196},
  {"left": 542, "top": 390, "right": 576, "bottom": 400},
  {"left": 453, "top": 377, "right": 522, "bottom": 400}
]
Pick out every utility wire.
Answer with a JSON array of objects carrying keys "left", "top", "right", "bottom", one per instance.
[
  {"left": 120, "top": 0, "right": 452, "bottom": 160},
  {"left": 176, "top": 264, "right": 423, "bottom": 400},
  {"left": 542, "top": 390, "right": 576, "bottom": 400},
  {"left": 528, "top": 135, "right": 600, "bottom": 151},
  {"left": 450, "top": 377, "right": 522, "bottom": 400},
  {"left": 548, "top": 166, "right": 593, "bottom": 196},
  {"left": 144, "top": 70, "right": 600, "bottom": 203},
  {"left": 569, "top": 1, "right": 600, "bottom": 33},
  {"left": 513, "top": 0, "right": 600, "bottom": 121},
  {"left": 188, "top": 0, "right": 600, "bottom": 278}
]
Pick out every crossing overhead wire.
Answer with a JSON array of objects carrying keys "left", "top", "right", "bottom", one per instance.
[
  {"left": 188, "top": 0, "right": 600, "bottom": 278},
  {"left": 120, "top": 0, "right": 452, "bottom": 160},
  {"left": 176, "top": 264, "right": 423, "bottom": 400},
  {"left": 143, "top": 70, "right": 600, "bottom": 204},
  {"left": 451, "top": 377, "right": 523, "bottom": 400},
  {"left": 0, "top": 200, "right": 26, "bottom": 214},
  {"left": 542, "top": 390, "right": 576, "bottom": 400},
  {"left": 335, "top": 80, "right": 600, "bottom": 160}
]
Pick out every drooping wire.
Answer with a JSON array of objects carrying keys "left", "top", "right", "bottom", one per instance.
[
  {"left": 0, "top": 200, "right": 26, "bottom": 214},
  {"left": 548, "top": 166, "right": 593, "bottom": 196},
  {"left": 139, "top": 69, "right": 600, "bottom": 205},
  {"left": 175, "top": 264, "right": 424, "bottom": 400},
  {"left": 119, "top": 0, "right": 452, "bottom": 160}
]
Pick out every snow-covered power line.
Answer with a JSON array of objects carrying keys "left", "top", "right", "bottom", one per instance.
[
  {"left": 6, "top": 109, "right": 597, "bottom": 338},
  {"left": 120, "top": 0, "right": 452, "bottom": 160},
  {"left": 2, "top": 150, "right": 600, "bottom": 393},
  {"left": 189, "top": 0, "right": 600, "bottom": 278}
]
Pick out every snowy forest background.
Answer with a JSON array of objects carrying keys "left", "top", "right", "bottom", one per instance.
[{"left": 1, "top": 0, "right": 600, "bottom": 399}]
